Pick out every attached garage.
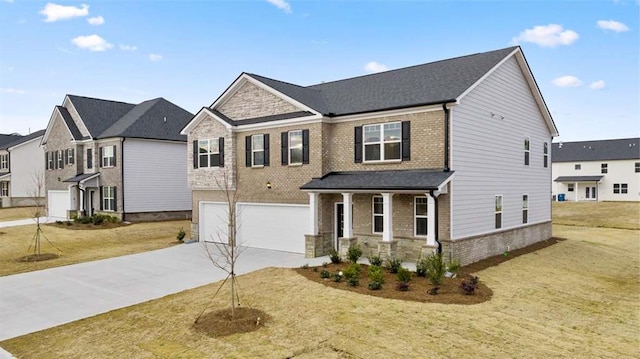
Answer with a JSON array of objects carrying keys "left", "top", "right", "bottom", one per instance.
[
  {"left": 47, "top": 190, "right": 70, "bottom": 218},
  {"left": 199, "top": 201, "right": 308, "bottom": 254}
]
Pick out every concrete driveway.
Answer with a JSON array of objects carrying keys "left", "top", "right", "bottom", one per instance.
[{"left": 0, "top": 242, "right": 328, "bottom": 341}]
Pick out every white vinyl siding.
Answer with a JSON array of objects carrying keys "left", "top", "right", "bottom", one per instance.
[
  {"left": 8, "top": 137, "right": 45, "bottom": 198},
  {"left": 123, "top": 139, "right": 191, "bottom": 212},
  {"left": 450, "top": 56, "right": 553, "bottom": 239}
]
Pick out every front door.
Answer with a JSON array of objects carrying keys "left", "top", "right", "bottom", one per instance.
[
  {"left": 585, "top": 186, "right": 596, "bottom": 200},
  {"left": 88, "top": 190, "right": 94, "bottom": 216},
  {"left": 335, "top": 203, "right": 344, "bottom": 250}
]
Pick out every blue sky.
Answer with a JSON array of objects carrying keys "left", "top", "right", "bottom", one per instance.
[{"left": 0, "top": 0, "right": 638, "bottom": 142}]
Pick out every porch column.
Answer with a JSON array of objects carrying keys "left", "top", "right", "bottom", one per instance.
[
  {"left": 308, "top": 192, "right": 318, "bottom": 235},
  {"left": 382, "top": 192, "right": 394, "bottom": 242},
  {"left": 574, "top": 182, "right": 578, "bottom": 202},
  {"left": 79, "top": 188, "right": 85, "bottom": 213},
  {"left": 426, "top": 193, "right": 436, "bottom": 247},
  {"left": 342, "top": 193, "right": 353, "bottom": 238}
]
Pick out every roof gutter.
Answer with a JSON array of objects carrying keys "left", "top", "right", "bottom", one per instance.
[
  {"left": 442, "top": 103, "right": 451, "bottom": 172},
  {"left": 121, "top": 137, "right": 125, "bottom": 222}
]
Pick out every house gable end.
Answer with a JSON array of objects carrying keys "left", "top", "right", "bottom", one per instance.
[{"left": 217, "top": 79, "right": 305, "bottom": 121}]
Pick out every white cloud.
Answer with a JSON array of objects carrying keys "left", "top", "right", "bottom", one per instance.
[
  {"left": 87, "top": 16, "right": 104, "bottom": 25},
  {"left": 71, "top": 34, "right": 113, "bottom": 52},
  {"left": 119, "top": 44, "right": 138, "bottom": 51},
  {"left": 597, "top": 20, "right": 630, "bottom": 32},
  {"left": 0, "top": 88, "right": 25, "bottom": 94},
  {"left": 266, "top": 0, "right": 292, "bottom": 13},
  {"left": 40, "top": 3, "right": 89, "bottom": 22},
  {"left": 552, "top": 75, "right": 582, "bottom": 87},
  {"left": 512, "top": 24, "right": 579, "bottom": 47},
  {"left": 589, "top": 80, "right": 606, "bottom": 90},
  {"left": 149, "top": 54, "right": 163, "bottom": 61},
  {"left": 364, "top": 61, "right": 388, "bottom": 73}
]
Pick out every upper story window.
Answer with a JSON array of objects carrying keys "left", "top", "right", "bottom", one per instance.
[
  {"left": 543, "top": 142, "right": 548, "bottom": 168},
  {"left": 0, "top": 154, "right": 7, "bottom": 170},
  {"left": 495, "top": 195, "right": 503, "bottom": 229},
  {"left": 87, "top": 148, "right": 93, "bottom": 169},
  {"left": 281, "top": 130, "right": 310, "bottom": 166},
  {"left": 354, "top": 121, "right": 410, "bottom": 164},
  {"left": 524, "top": 138, "right": 530, "bottom": 166},
  {"left": 245, "top": 134, "right": 270, "bottom": 167},
  {"left": 101, "top": 145, "right": 116, "bottom": 167},
  {"left": 46, "top": 151, "right": 53, "bottom": 170},
  {"left": 635, "top": 162, "right": 640, "bottom": 173},
  {"left": 57, "top": 150, "right": 64, "bottom": 169},
  {"left": 372, "top": 196, "right": 384, "bottom": 233},
  {"left": 601, "top": 163, "right": 608, "bottom": 174},
  {"left": 522, "top": 194, "right": 529, "bottom": 224},
  {"left": 66, "top": 149, "right": 74, "bottom": 165},
  {"left": 414, "top": 197, "right": 427, "bottom": 237},
  {"left": 575, "top": 164, "right": 581, "bottom": 170},
  {"left": 195, "top": 138, "right": 224, "bottom": 168}
]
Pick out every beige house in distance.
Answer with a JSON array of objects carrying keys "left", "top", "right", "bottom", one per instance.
[{"left": 181, "top": 46, "right": 559, "bottom": 265}]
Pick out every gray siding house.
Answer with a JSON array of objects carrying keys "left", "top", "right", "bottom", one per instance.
[
  {"left": 41, "top": 95, "right": 193, "bottom": 221},
  {"left": 0, "top": 131, "right": 46, "bottom": 207}
]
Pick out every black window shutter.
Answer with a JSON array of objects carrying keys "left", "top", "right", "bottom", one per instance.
[
  {"left": 99, "top": 186, "right": 103, "bottom": 210},
  {"left": 402, "top": 121, "right": 411, "bottom": 161},
  {"left": 302, "top": 129, "right": 310, "bottom": 164},
  {"left": 354, "top": 126, "right": 363, "bottom": 163},
  {"left": 60, "top": 150, "right": 64, "bottom": 169},
  {"left": 281, "top": 132, "right": 288, "bottom": 165},
  {"left": 87, "top": 149, "right": 92, "bottom": 169},
  {"left": 218, "top": 137, "right": 224, "bottom": 167},
  {"left": 264, "top": 134, "right": 270, "bottom": 166},
  {"left": 45, "top": 152, "right": 48, "bottom": 170},
  {"left": 64, "top": 149, "right": 68, "bottom": 165},
  {"left": 245, "top": 136, "right": 252, "bottom": 167},
  {"left": 99, "top": 147, "right": 102, "bottom": 168},
  {"left": 112, "top": 146, "right": 117, "bottom": 166},
  {"left": 70, "top": 149, "right": 74, "bottom": 164},
  {"left": 192, "top": 141, "right": 199, "bottom": 168},
  {"left": 113, "top": 187, "right": 117, "bottom": 212}
]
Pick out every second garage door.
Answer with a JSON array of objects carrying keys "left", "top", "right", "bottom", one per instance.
[
  {"left": 47, "top": 190, "right": 70, "bottom": 218},
  {"left": 200, "top": 202, "right": 308, "bottom": 254}
]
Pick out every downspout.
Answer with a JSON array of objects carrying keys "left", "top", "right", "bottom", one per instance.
[
  {"left": 442, "top": 103, "right": 450, "bottom": 172},
  {"left": 121, "top": 138, "right": 125, "bottom": 222},
  {"left": 429, "top": 190, "right": 441, "bottom": 254}
]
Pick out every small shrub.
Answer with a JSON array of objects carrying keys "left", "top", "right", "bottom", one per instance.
[
  {"left": 427, "top": 286, "right": 440, "bottom": 295},
  {"left": 55, "top": 220, "right": 63, "bottom": 225},
  {"left": 448, "top": 259, "right": 461, "bottom": 273},
  {"left": 343, "top": 263, "right": 361, "bottom": 280},
  {"left": 415, "top": 256, "right": 428, "bottom": 277},
  {"left": 65, "top": 221, "right": 73, "bottom": 226},
  {"left": 368, "top": 252, "right": 383, "bottom": 267},
  {"left": 328, "top": 249, "right": 342, "bottom": 264},
  {"left": 320, "top": 269, "right": 330, "bottom": 279},
  {"left": 177, "top": 227, "right": 186, "bottom": 241},
  {"left": 322, "top": 262, "right": 328, "bottom": 268},
  {"left": 396, "top": 267, "right": 412, "bottom": 283},
  {"left": 367, "top": 265, "right": 385, "bottom": 284},
  {"left": 333, "top": 271, "right": 343, "bottom": 282},
  {"left": 425, "top": 253, "right": 446, "bottom": 286},
  {"left": 93, "top": 215, "right": 105, "bottom": 225},
  {"left": 461, "top": 276, "right": 479, "bottom": 295},
  {"left": 395, "top": 282, "right": 410, "bottom": 291},
  {"left": 104, "top": 214, "right": 119, "bottom": 223},
  {"left": 78, "top": 216, "right": 92, "bottom": 224},
  {"left": 368, "top": 281, "right": 383, "bottom": 290},
  {"left": 347, "top": 277, "right": 359, "bottom": 287},
  {"left": 385, "top": 257, "right": 402, "bottom": 274},
  {"left": 300, "top": 263, "right": 309, "bottom": 270},
  {"left": 346, "top": 243, "right": 363, "bottom": 263},
  {"left": 312, "top": 267, "right": 318, "bottom": 272}
]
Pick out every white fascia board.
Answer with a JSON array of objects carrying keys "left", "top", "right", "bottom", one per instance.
[
  {"left": 8, "top": 135, "right": 44, "bottom": 151},
  {"left": 326, "top": 103, "right": 447, "bottom": 124},
  {"left": 231, "top": 114, "right": 323, "bottom": 132},
  {"left": 180, "top": 107, "right": 233, "bottom": 135}
]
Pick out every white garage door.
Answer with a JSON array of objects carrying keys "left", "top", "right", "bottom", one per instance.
[
  {"left": 200, "top": 202, "right": 308, "bottom": 253},
  {"left": 48, "top": 190, "right": 69, "bottom": 218}
]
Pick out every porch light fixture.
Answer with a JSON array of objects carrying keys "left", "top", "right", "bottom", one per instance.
[{"left": 266, "top": 181, "right": 272, "bottom": 189}]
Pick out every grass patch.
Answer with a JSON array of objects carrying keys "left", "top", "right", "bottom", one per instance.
[
  {"left": 2, "top": 225, "right": 638, "bottom": 358},
  {"left": 0, "top": 207, "right": 37, "bottom": 221},
  {"left": 553, "top": 201, "right": 639, "bottom": 229},
  {"left": 0, "top": 220, "right": 190, "bottom": 276}
]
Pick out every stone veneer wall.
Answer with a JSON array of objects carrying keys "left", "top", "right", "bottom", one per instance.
[{"left": 440, "top": 221, "right": 552, "bottom": 266}]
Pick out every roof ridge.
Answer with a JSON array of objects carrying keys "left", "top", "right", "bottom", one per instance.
[
  {"left": 554, "top": 137, "right": 640, "bottom": 144},
  {"left": 99, "top": 98, "right": 163, "bottom": 137},
  {"left": 67, "top": 94, "right": 136, "bottom": 106},
  {"left": 307, "top": 46, "right": 519, "bottom": 88}
]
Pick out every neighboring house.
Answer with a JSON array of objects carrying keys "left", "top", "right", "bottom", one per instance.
[
  {"left": 0, "top": 130, "right": 46, "bottom": 207},
  {"left": 181, "top": 46, "right": 558, "bottom": 265},
  {"left": 552, "top": 138, "right": 640, "bottom": 202},
  {"left": 41, "top": 95, "right": 194, "bottom": 221}
]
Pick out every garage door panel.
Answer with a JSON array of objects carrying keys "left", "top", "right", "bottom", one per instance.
[
  {"left": 237, "top": 203, "right": 308, "bottom": 253},
  {"left": 48, "top": 190, "right": 69, "bottom": 218},
  {"left": 200, "top": 202, "right": 228, "bottom": 244}
]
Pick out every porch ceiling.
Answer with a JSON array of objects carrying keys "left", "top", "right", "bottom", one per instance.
[
  {"left": 0, "top": 172, "right": 10, "bottom": 180},
  {"left": 554, "top": 175, "right": 604, "bottom": 182},
  {"left": 300, "top": 169, "right": 453, "bottom": 192}
]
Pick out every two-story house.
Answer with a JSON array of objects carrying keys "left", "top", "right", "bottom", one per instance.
[
  {"left": 42, "top": 95, "right": 194, "bottom": 221},
  {"left": 0, "top": 130, "right": 46, "bottom": 207},
  {"left": 181, "top": 46, "right": 558, "bottom": 265},
  {"left": 552, "top": 138, "right": 640, "bottom": 202}
]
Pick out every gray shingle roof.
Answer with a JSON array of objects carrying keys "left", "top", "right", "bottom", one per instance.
[
  {"left": 63, "top": 172, "right": 100, "bottom": 183},
  {"left": 57, "top": 106, "right": 84, "bottom": 140},
  {"left": 0, "top": 134, "right": 23, "bottom": 149},
  {"left": 1, "top": 129, "right": 45, "bottom": 150},
  {"left": 300, "top": 169, "right": 454, "bottom": 191},
  {"left": 65, "top": 95, "right": 193, "bottom": 142},
  {"left": 554, "top": 176, "right": 604, "bottom": 182},
  {"left": 246, "top": 46, "right": 518, "bottom": 118},
  {"left": 552, "top": 138, "right": 640, "bottom": 162}
]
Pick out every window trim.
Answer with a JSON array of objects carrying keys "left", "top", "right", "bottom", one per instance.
[
  {"left": 363, "top": 122, "right": 402, "bottom": 163},
  {"left": 524, "top": 138, "right": 530, "bottom": 166},
  {"left": 567, "top": 183, "right": 574, "bottom": 192},
  {"left": 522, "top": 194, "right": 529, "bottom": 224},
  {"left": 102, "top": 186, "right": 116, "bottom": 211},
  {"left": 57, "top": 150, "right": 63, "bottom": 169},
  {"left": 495, "top": 195, "right": 503, "bottom": 229},
  {"left": 288, "top": 130, "right": 303, "bottom": 165},
  {"left": 102, "top": 145, "right": 115, "bottom": 167},
  {"left": 47, "top": 152, "right": 53, "bottom": 170},
  {"left": 414, "top": 196, "right": 428, "bottom": 237},
  {"left": 252, "top": 134, "right": 265, "bottom": 167},
  {"left": 67, "top": 149, "right": 74, "bottom": 165},
  {"left": 87, "top": 148, "right": 93, "bottom": 169},
  {"left": 575, "top": 164, "right": 581, "bottom": 170},
  {"left": 372, "top": 196, "right": 384, "bottom": 234},
  {"left": 614, "top": 183, "right": 628, "bottom": 194},
  {"left": 198, "top": 139, "right": 220, "bottom": 168},
  {"left": 601, "top": 163, "right": 608, "bottom": 174},
  {"left": 0, "top": 181, "right": 8, "bottom": 197},
  {"left": 0, "top": 154, "right": 7, "bottom": 170},
  {"left": 543, "top": 142, "right": 548, "bottom": 168}
]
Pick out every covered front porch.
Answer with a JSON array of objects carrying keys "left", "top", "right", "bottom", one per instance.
[
  {"left": 63, "top": 173, "right": 101, "bottom": 218},
  {"left": 301, "top": 169, "right": 454, "bottom": 260},
  {"left": 554, "top": 175, "right": 603, "bottom": 202}
]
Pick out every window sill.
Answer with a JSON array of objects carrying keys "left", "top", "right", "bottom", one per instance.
[
  {"left": 363, "top": 159, "right": 402, "bottom": 165},
  {"left": 288, "top": 163, "right": 303, "bottom": 167},
  {"left": 251, "top": 165, "right": 264, "bottom": 169}
]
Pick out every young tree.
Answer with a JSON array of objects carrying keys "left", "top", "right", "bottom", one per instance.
[{"left": 29, "top": 171, "right": 46, "bottom": 255}]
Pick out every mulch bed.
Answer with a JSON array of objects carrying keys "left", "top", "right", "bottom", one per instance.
[
  {"left": 296, "top": 237, "right": 565, "bottom": 305},
  {"left": 47, "top": 221, "right": 128, "bottom": 230},
  {"left": 17, "top": 253, "right": 60, "bottom": 262},
  {"left": 193, "top": 307, "right": 270, "bottom": 337}
]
